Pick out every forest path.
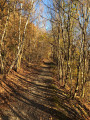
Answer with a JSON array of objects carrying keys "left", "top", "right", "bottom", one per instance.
[{"left": 0, "top": 61, "right": 89, "bottom": 120}]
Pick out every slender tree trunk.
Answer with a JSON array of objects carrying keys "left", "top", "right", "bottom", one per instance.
[
  {"left": 15, "top": 2, "right": 22, "bottom": 71},
  {"left": 8, "top": 14, "right": 30, "bottom": 74},
  {"left": 57, "top": 25, "right": 61, "bottom": 82},
  {"left": 0, "top": 8, "right": 10, "bottom": 74}
]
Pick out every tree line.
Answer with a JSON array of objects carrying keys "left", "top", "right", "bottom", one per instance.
[
  {"left": 45, "top": 0, "right": 89, "bottom": 99},
  {"left": 0, "top": 0, "right": 50, "bottom": 75}
]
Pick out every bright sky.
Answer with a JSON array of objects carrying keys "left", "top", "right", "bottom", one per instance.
[
  {"left": 34, "top": 0, "right": 90, "bottom": 33},
  {"left": 34, "top": 0, "right": 52, "bottom": 31},
  {"left": 42, "top": 0, "right": 52, "bottom": 31}
]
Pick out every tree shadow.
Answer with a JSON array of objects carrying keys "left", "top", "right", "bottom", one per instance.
[
  {"left": 7, "top": 93, "right": 72, "bottom": 120},
  {"left": 1, "top": 78, "right": 84, "bottom": 120},
  {"left": 0, "top": 110, "right": 9, "bottom": 120},
  {"left": 0, "top": 64, "right": 89, "bottom": 120}
]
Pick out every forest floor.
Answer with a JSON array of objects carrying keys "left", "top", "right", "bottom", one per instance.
[{"left": 0, "top": 60, "right": 90, "bottom": 120}]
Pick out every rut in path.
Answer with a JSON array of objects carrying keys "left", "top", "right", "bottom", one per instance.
[{"left": 0, "top": 61, "right": 89, "bottom": 120}]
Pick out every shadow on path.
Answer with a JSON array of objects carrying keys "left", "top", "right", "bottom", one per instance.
[{"left": 0, "top": 62, "right": 89, "bottom": 120}]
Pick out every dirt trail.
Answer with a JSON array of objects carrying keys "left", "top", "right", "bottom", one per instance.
[{"left": 0, "top": 62, "right": 89, "bottom": 120}]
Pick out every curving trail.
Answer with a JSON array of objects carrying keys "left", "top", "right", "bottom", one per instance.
[{"left": 0, "top": 61, "right": 89, "bottom": 120}]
